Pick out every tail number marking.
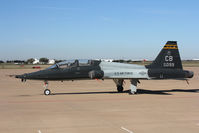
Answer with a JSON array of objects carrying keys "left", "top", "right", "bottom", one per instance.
[
  {"left": 164, "top": 63, "right": 175, "bottom": 67},
  {"left": 164, "top": 56, "right": 174, "bottom": 67},
  {"left": 165, "top": 56, "right": 173, "bottom": 62}
]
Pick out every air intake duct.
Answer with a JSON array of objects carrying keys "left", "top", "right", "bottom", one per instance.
[{"left": 89, "top": 70, "right": 104, "bottom": 79}]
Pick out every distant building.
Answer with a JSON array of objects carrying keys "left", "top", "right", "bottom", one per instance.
[
  {"left": 48, "top": 59, "right": 55, "bottom": 64},
  {"left": 193, "top": 59, "right": 199, "bottom": 61},
  {"left": 32, "top": 58, "right": 55, "bottom": 64},
  {"left": 33, "top": 58, "right": 39, "bottom": 64},
  {"left": 98, "top": 59, "right": 114, "bottom": 62}
]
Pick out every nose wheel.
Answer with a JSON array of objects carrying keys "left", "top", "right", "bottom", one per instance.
[
  {"left": 44, "top": 81, "right": 51, "bottom": 95},
  {"left": 44, "top": 89, "right": 51, "bottom": 95},
  {"left": 44, "top": 89, "right": 51, "bottom": 96}
]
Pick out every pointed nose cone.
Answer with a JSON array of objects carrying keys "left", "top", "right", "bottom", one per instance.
[
  {"left": 15, "top": 72, "right": 36, "bottom": 79},
  {"left": 15, "top": 74, "right": 26, "bottom": 79},
  {"left": 15, "top": 73, "right": 34, "bottom": 79},
  {"left": 15, "top": 70, "right": 47, "bottom": 80}
]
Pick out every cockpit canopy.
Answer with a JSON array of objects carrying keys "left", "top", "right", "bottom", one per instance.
[{"left": 47, "top": 59, "right": 100, "bottom": 69}]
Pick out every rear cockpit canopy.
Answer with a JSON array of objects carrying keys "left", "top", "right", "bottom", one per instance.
[{"left": 46, "top": 59, "right": 100, "bottom": 69}]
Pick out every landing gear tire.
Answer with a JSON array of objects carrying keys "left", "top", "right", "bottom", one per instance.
[
  {"left": 44, "top": 89, "right": 51, "bottom": 95},
  {"left": 117, "top": 86, "right": 124, "bottom": 93}
]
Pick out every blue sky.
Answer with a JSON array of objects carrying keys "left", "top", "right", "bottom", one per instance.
[{"left": 0, "top": 0, "right": 199, "bottom": 60}]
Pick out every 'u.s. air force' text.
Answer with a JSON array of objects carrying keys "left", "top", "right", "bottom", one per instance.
[
  {"left": 114, "top": 72, "right": 133, "bottom": 75},
  {"left": 114, "top": 71, "right": 147, "bottom": 75}
]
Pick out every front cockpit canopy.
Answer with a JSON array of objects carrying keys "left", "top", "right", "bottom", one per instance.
[{"left": 47, "top": 59, "right": 100, "bottom": 69}]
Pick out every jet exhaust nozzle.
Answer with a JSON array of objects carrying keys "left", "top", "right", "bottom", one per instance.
[{"left": 184, "top": 71, "right": 194, "bottom": 78}]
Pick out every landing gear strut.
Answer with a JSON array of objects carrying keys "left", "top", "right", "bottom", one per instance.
[
  {"left": 113, "top": 79, "right": 124, "bottom": 93},
  {"left": 44, "top": 81, "right": 51, "bottom": 95},
  {"left": 129, "top": 79, "right": 138, "bottom": 95},
  {"left": 114, "top": 79, "right": 139, "bottom": 95}
]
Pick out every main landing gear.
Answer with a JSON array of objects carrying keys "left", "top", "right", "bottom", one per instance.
[
  {"left": 114, "top": 79, "right": 139, "bottom": 95},
  {"left": 129, "top": 79, "right": 138, "bottom": 95},
  {"left": 117, "top": 85, "right": 124, "bottom": 93},
  {"left": 113, "top": 79, "right": 124, "bottom": 93},
  {"left": 44, "top": 81, "right": 51, "bottom": 95}
]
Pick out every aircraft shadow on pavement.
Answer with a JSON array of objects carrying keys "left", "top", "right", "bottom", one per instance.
[
  {"left": 52, "top": 88, "right": 199, "bottom": 96},
  {"left": 137, "top": 89, "right": 199, "bottom": 95},
  {"left": 52, "top": 90, "right": 128, "bottom": 95}
]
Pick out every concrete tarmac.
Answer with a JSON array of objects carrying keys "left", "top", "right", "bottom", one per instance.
[{"left": 0, "top": 68, "right": 199, "bottom": 133}]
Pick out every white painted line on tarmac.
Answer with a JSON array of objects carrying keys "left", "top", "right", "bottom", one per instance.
[
  {"left": 38, "top": 130, "right": 42, "bottom": 133},
  {"left": 121, "top": 127, "right": 134, "bottom": 133}
]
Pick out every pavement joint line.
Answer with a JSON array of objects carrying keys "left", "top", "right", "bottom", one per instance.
[
  {"left": 121, "top": 126, "right": 134, "bottom": 133},
  {"left": 38, "top": 130, "right": 42, "bottom": 133}
]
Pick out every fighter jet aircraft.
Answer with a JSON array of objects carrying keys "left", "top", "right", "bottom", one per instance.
[{"left": 16, "top": 41, "right": 194, "bottom": 95}]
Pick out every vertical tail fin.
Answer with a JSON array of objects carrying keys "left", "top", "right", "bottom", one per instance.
[{"left": 146, "top": 41, "right": 183, "bottom": 69}]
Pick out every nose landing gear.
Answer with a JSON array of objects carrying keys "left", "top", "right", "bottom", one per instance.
[{"left": 44, "top": 81, "right": 51, "bottom": 95}]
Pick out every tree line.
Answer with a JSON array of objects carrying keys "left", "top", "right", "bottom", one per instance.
[{"left": 0, "top": 58, "right": 63, "bottom": 64}]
